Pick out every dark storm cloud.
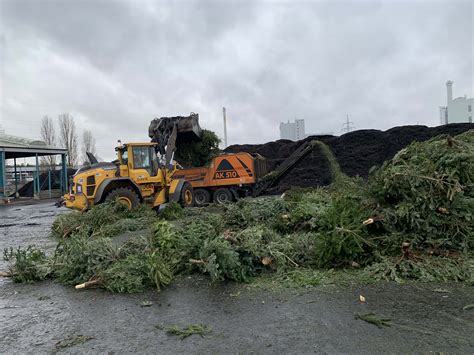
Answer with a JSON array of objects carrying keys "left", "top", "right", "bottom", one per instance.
[{"left": 0, "top": 0, "right": 472, "bottom": 160}]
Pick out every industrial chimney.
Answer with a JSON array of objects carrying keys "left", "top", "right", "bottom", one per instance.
[
  {"left": 222, "top": 107, "right": 228, "bottom": 148},
  {"left": 446, "top": 80, "right": 453, "bottom": 103}
]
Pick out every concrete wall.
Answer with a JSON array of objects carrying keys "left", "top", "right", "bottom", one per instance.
[
  {"left": 280, "top": 121, "right": 296, "bottom": 140},
  {"left": 445, "top": 81, "right": 473, "bottom": 123},
  {"left": 448, "top": 97, "right": 473, "bottom": 123},
  {"left": 294, "top": 119, "right": 305, "bottom": 140},
  {"left": 439, "top": 106, "right": 448, "bottom": 125}
]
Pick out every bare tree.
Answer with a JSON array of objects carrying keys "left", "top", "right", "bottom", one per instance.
[
  {"left": 58, "top": 113, "right": 79, "bottom": 167},
  {"left": 40, "top": 116, "right": 57, "bottom": 167},
  {"left": 82, "top": 129, "right": 96, "bottom": 165}
]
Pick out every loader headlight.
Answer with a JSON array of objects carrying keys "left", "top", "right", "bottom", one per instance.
[{"left": 76, "top": 184, "right": 83, "bottom": 194}]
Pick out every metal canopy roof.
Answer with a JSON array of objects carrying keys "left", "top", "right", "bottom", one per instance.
[{"left": 0, "top": 133, "right": 67, "bottom": 159}]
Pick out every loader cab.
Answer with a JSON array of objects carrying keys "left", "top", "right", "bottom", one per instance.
[
  {"left": 114, "top": 142, "right": 187, "bottom": 207},
  {"left": 117, "top": 143, "right": 161, "bottom": 178}
]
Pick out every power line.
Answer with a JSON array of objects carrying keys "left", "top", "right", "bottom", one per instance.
[{"left": 341, "top": 114, "right": 355, "bottom": 133}]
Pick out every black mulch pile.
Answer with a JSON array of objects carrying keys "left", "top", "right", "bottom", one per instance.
[
  {"left": 13, "top": 168, "right": 76, "bottom": 197},
  {"left": 225, "top": 123, "right": 473, "bottom": 193}
]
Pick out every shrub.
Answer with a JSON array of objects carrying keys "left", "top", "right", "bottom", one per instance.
[
  {"left": 3, "top": 246, "right": 50, "bottom": 283},
  {"left": 52, "top": 235, "right": 117, "bottom": 285},
  {"left": 102, "top": 252, "right": 173, "bottom": 293},
  {"left": 370, "top": 131, "right": 474, "bottom": 252}
]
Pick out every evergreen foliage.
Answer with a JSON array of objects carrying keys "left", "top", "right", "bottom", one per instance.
[
  {"left": 370, "top": 131, "right": 474, "bottom": 252},
  {"left": 52, "top": 235, "right": 116, "bottom": 286},
  {"left": 51, "top": 202, "right": 157, "bottom": 239},
  {"left": 175, "top": 129, "right": 221, "bottom": 168},
  {"left": 3, "top": 131, "right": 473, "bottom": 290},
  {"left": 158, "top": 201, "right": 185, "bottom": 221},
  {"left": 3, "top": 246, "right": 50, "bottom": 283}
]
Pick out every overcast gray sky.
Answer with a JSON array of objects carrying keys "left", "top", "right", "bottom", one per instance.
[{"left": 1, "top": 0, "right": 473, "bottom": 161}]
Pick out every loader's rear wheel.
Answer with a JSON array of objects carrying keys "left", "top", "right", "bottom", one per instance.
[
  {"left": 179, "top": 182, "right": 194, "bottom": 208},
  {"left": 194, "top": 189, "right": 210, "bottom": 207},
  {"left": 105, "top": 187, "right": 140, "bottom": 209},
  {"left": 213, "top": 188, "right": 233, "bottom": 204}
]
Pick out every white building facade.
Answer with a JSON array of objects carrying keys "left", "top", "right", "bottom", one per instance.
[
  {"left": 440, "top": 81, "right": 473, "bottom": 124},
  {"left": 280, "top": 119, "right": 305, "bottom": 141}
]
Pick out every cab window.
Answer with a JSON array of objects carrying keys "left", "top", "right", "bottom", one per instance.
[
  {"left": 132, "top": 146, "right": 151, "bottom": 171},
  {"left": 121, "top": 149, "right": 128, "bottom": 165}
]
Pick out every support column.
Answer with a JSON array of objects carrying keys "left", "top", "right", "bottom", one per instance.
[
  {"left": 48, "top": 169, "right": 52, "bottom": 199},
  {"left": 14, "top": 157, "right": 18, "bottom": 197},
  {"left": 35, "top": 154, "right": 40, "bottom": 199},
  {"left": 61, "top": 154, "right": 68, "bottom": 194},
  {"left": 0, "top": 151, "right": 5, "bottom": 199}
]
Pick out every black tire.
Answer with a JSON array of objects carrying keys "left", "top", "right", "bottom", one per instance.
[
  {"left": 179, "top": 182, "right": 194, "bottom": 208},
  {"left": 105, "top": 187, "right": 140, "bottom": 209},
  {"left": 194, "top": 189, "right": 210, "bottom": 207},
  {"left": 213, "top": 188, "right": 233, "bottom": 204}
]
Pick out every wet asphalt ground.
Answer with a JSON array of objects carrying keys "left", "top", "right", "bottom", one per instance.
[{"left": 1, "top": 202, "right": 473, "bottom": 354}]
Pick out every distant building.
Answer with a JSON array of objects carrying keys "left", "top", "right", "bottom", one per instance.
[
  {"left": 280, "top": 119, "right": 305, "bottom": 141},
  {"left": 440, "top": 81, "right": 473, "bottom": 124}
]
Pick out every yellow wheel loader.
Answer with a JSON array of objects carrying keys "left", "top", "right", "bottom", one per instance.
[{"left": 63, "top": 114, "right": 201, "bottom": 211}]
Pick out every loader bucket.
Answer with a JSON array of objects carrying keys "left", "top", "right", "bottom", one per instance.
[
  {"left": 175, "top": 113, "right": 202, "bottom": 143},
  {"left": 149, "top": 113, "right": 202, "bottom": 145}
]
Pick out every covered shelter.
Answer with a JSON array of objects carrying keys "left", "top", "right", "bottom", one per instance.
[{"left": 0, "top": 133, "right": 68, "bottom": 199}]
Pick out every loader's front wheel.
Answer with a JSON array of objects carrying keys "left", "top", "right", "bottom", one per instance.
[
  {"left": 105, "top": 187, "right": 140, "bottom": 209},
  {"left": 179, "top": 182, "right": 194, "bottom": 208}
]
